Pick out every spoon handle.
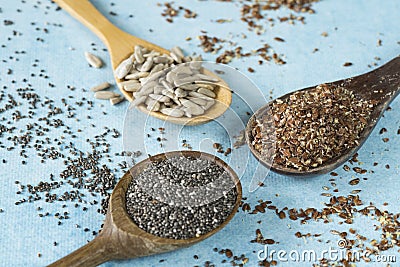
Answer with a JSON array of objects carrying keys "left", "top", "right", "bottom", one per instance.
[
  {"left": 48, "top": 235, "right": 113, "bottom": 267},
  {"left": 52, "top": 0, "right": 123, "bottom": 45},
  {"left": 53, "top": 0, "right": 167, "bottom": 68},
  {"left": 348, "top": 56, "right": 400, "bottom": 104}
]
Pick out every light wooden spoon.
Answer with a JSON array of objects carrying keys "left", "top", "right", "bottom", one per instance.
[
  {"left": 246, "top": 56, "right": 400, "bottom": 176},
  {"left": 53, "top": 0, "right": 232, "bottom": 126},
  {"left": 48, "top": 151, "right": 242, "bottom": 266}
]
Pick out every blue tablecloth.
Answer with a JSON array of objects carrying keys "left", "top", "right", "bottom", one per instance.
[{"left": 0, "top": 0, "right": 399, "bottom": 266}]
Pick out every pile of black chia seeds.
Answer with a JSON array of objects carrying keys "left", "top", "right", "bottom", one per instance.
[{"left": 125, "top": 156, "right": 238, "bottom": 239}]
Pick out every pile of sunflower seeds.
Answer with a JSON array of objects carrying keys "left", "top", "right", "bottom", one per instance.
[
  {"left": 125, "top": 156, "right": 238, "bottom": 239},
  {"left": 115, "top": 45, "right": 219, "bottom": 118},
  {"left": 250, "top": 83, "right": 374, "bottom": 171}
]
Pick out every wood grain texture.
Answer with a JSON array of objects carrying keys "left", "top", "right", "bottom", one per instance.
[
  {"left": 53, "top": 0, "right": 232, "bottom": 126},
  {"left": 48, "top": 151, "right": 242, "bottom": 267},
  {"left": 246, "top": 56, "right": 400, "bottom": 177}
]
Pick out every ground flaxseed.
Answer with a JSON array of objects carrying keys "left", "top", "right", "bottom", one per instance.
[
  {"left": 125, "top": 156, "right": 237, "bottom": 239},
  {"left": 250, "top": 83, "right": 374, "bottom": 171}
]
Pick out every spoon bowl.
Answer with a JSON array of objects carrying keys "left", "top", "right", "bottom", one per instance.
[
  {"left": 53, "top": 0, "right": 232, "bottom": 126},
  {"left": 246, "top": 56, "right": 400, "bottom": 176},
  {"left": 48, "top": 151, "right": 242, "bottom": 267}
]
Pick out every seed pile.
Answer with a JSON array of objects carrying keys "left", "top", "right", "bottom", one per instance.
[
  {"left": 125, "top": 156, "right": 237, "bottom": 239},
  {"left": 250, "top": 84, "right": 374, "bottom": 170},
  {"left": 115, "top": 45, "right": 219, "bottom": 118}
]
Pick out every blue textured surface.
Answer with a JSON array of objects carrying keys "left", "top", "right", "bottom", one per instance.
[{"left": 0, "top": 0, "right": 399, "bottom": 266}]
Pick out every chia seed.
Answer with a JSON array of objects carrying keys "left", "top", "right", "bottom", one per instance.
[{"left": 125, "top": 155, "right": 238, "bottom": 239}]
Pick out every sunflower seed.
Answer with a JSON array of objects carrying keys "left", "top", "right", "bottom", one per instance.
[
  {"left": 161, "top": 80, "right": 174, "bottom": 92},
  {"left": 90, "top": 82, "right": 111, "bottom": 92},
  {"left": 154, "top": 85, "right": 165, "bottom": 94},
  {"left": 131, "top": 95, "right": 147, "bottom": 106},
  {"left": 172, "top": 65, "right": 192, "bottom": 75},
  {"left": 198, "top": 88, "right": 216, "bottom": 98},
  {"left": 123, "top": 81, "right": 141, "bottom": 92},
  {"left": 181, "top": 99, "right": 201, "bottom": 109},
  {"left": 109, "top": 96, "right": 125, "bottom": 105},
  {"left": 85, "top": 52, "right": 103, "bottom": 68},
  {"left": 170, "top": 52, "right": 182, "bottom": 63},
  {"left": 174, "top": 76, "right": 197, "bottom": 87},
  {"left": 166, "top": 71, "right": 177, "bottom": 84},
  {"left": 141, "top": 71, "right": 165, "bottom": 84},
  {"left": 134, "top": 63, "right": 143, "bottom": 72},
  {"left": 172, "top": 97, "right": 182, "bottom": 106},
  {"left": 179, "top": 84, "right": 198, "bottom": 91},
  {"left": 149, "top": 94, "right": 170, "bottom": 102},
  {"left": 187, "top": 97, "right": 207, "bottom": 106},
  {"left": 140, "top": 57, "right": 154, "bottom": 72},
  {"left": 189, "top": 91, "right": 214, "bottom": 101},
  {"left": 184, "top": 110, "right": 192, "bottom": 118},
  {"left": 183, "top": 105, "right": 204, "bottom": 116},
  {"left": 137, "top": 80, "right": 157, "bottom": 96},
  {"left": 171, "top": 46, "right": 185, "bottom": 58},
  {"left": 175, "top": 88, "right": 187, "bottom": 97},
  {"left": 202, "top": 99, "right": 215, "bottom": 110},
  {"left": 197, "top": 83, "right": 215, "bottom": 90},
  {"left": 161, "top": 89, "right": 175, "bottom": 99},
  {"left": 194, "top": 73, "right": 219, "bottom": 82},
  {"left": 125, "top": 71, "right": 149, "bottom": 80},
  {"left": 94, "top": 91, "right": 120, "bottom": 100},
  {"left": 143, "top": 51, "right": 160, "bottom": 58},
  {"left": 150, "top": 64, "right": 165, "bottom": 74},
  {"left": 160, "top": 108, "right": 184, "bottom": 117},
  {"left": 134, "top": 45, "right": 145, "bottom": 64},
  {"left": 176, "top": 73, "right": 191, "bottom": 80},
  {"left": 154, "top": 56, "right": 170, "bottom": 64},
  {"left": 145, "top": 98, "right": 161, "bottom": 111},
  {"left": 115, "top": 55, "right": 134, "bottom": 79},
  {"left": 129, "top": 68, "right": 139, "bottom": 74}
]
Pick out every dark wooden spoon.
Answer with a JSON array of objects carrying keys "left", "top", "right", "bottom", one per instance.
[
  {"left": 246, "top": 56, "right": 400, "bottom": 176},
  {"left": 48, "top": 151, "right": 242, "bottom": 266}
]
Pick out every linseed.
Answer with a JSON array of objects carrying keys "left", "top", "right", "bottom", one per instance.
[{"left": 250, "top": 83, "right": 374, "bottom": 171}]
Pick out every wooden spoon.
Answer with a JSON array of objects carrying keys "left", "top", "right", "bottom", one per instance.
[
  {"left": 48, "top": 151, "right": 242, "bottom": 267},
  {"left": 53, "top": 0, "right": 232, "bottom": 126},
  {"left": 246, "top": 56, "right": 400, "bottom": 176}
]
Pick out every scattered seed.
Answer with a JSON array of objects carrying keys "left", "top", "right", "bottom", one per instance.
[
  {"left": 84, "top": 52, "right": 103, "bottom": 68},
  {"left": 110, "top": 96, "right": 125, "bottom": 105},
  {"left": 90, "top": 82, "right": 111, "bottom": 92},
  {"left": 274, "top": 37, "right": 285, "bottom": 42},
  {"left": 94, "top": 91, "right": 120, "bottom": 100},
  {"left": 349, "top": 178, "right": 360, "bottom": 185}
]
